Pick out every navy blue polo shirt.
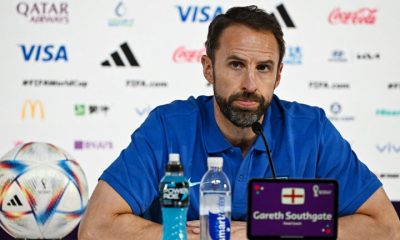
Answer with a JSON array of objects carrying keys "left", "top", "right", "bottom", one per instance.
[{"left": 100, "top": 95, "right": 381, "bottom": 222}]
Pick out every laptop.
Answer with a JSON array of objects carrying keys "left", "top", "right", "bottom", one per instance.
[{"left": 247, "top": 179, "right": 338, "bottom": 239}]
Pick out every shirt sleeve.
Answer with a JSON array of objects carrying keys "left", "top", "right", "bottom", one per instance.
[
  {"left": 100, "top": 109, "right": 167, "bottom": 215},
  {"left": 316, "top": 111, "right": 382, "bottom": 216}
]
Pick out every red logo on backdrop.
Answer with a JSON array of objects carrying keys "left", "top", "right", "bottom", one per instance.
[
  {"left": 328, "top": 7, "right": 377, "bottom": 25},
  {"left": 172, "top": 46, "right": 206, "bottom": 63}
]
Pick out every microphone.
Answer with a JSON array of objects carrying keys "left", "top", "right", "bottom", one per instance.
[{"left": 251, "top": 122, "right": 277, "bottom": 179}]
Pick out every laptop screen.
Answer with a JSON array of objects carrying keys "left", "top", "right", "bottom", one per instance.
[{"left": 247, "top": 179, "right": 338, "bottom": 239}]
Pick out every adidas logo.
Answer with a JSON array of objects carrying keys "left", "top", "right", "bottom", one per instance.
[
  {"left": 101, "top": 42, "right": 140, "bottom": 67},
  {"left": 271, "top": 4, "right": 295, "bottom": 28},
  {"left": 7, "top": 195, "right": 23, "bottom": 207}
]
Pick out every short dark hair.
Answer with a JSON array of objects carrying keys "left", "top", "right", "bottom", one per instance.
[{"left": 205, "top": 5, "right": 285, "bottom": 65}]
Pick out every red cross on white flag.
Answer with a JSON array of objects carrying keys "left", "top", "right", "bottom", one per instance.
[{"left": 281, "top": 188, "right": 305, "bottom": 205}]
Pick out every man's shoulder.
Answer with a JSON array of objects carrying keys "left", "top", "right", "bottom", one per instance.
[{"left": 272, "top": 95, "right": 326, "bottom": 121}]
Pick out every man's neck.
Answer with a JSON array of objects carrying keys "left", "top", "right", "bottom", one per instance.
[{"left": 213, "top": 99, "right": 262, "bottom": 157}]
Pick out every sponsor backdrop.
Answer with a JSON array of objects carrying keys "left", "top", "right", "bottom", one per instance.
[{"left": 0, "top": 0, "right": 399, "bottom": 238}]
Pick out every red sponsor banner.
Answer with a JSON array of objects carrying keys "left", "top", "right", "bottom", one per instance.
[
  {"left": 328, "top": 7, "right": 377, "bottom": 25},
  {"left": 172, "top": 46, "right": 206, "bottom": 63}
]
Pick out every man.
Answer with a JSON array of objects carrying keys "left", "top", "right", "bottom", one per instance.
[{"left": 79, "top": 6, "right": 400, "bottom": 240}]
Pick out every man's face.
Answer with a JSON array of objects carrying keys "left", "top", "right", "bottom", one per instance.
[{"left": 202, "top": 24, "right": 283, "bottom": 128}]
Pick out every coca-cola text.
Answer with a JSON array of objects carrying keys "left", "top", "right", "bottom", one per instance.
[{"left": 328, "top": 7, "right": 377, "bottom": 25}]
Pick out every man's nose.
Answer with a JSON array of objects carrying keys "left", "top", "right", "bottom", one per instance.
[{"left": 242, "top": 70, "right": 257, "bottom": 92}]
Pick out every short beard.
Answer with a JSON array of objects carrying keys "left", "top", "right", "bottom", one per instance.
[{"left": 214, "top": 85, "right": 270, "bottom": 129}]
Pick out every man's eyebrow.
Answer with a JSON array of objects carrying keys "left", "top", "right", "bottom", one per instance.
[
  {"left": 258, "top": 60, "right": 275, "bottom": 65},
  {"left": 226, "top": 55, "right": 246, "bottom": 62},
  {"left": 226, "top": 55, "right": 276, "bottom": 65}
]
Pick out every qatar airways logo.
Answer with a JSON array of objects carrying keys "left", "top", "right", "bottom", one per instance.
[
  {"left": 328, "top": 7, "right": 377, "bottom": 25},
  {"left": 172, "top": 46, "right": 205, "bottom": 63},
  {"left": 16, "top": 2, "right": 69, "bottom": 24}
]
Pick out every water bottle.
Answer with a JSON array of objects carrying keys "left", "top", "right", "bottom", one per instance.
[
  {"left": 160, "top": 153, "right": 189, "bottom": 240},
  {"left": 200, "top": 157, "right": 231, "bottom": 240}
]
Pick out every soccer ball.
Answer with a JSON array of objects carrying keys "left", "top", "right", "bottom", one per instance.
[{"left": 0, "top": 142, "right": 88, "bottom": 239}]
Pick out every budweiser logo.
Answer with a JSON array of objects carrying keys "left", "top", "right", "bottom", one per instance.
[
  {"left": 172, "top": 46, "right": 205, "bottom": 63},
  {"left": 328, "top": 7, "right": 377, "bottom": 25}
]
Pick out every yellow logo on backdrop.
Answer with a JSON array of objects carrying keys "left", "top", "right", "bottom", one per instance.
[{"left": 21, "top": 100, "right": 45, "bottom": 120}]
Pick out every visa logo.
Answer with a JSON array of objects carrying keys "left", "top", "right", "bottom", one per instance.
[
  {"left": 376, "top": 143, "right": 400, "bottom": 153},
  {"left": 20, "top": 44, "right": 68, "bottom": 62},
  {"left": 176, "top": 5, "right": 223, "bottom": 23}
]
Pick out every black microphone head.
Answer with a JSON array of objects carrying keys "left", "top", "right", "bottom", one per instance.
[{"left": 251, "top": 122, "right": 263, "bottom": 135}]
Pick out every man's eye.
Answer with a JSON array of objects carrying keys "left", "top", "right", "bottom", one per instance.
[
  {"left": 257, "top": 64, "right": 270, "bottom": 72},
  {"left": 231, "top": 61, "right": 243, "bottom": 69}
]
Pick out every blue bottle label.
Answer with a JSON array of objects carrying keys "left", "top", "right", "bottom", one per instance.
[
  {"left": 209, "top": 211, "right": 231, "bottom": 240},
  {"left": 160, "top": 182, "right": 189, "bottom": 207}
]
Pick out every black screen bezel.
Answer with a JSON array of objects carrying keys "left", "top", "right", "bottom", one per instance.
[{"left": 247, "top": 178, "right": 338, "bottom": 240}]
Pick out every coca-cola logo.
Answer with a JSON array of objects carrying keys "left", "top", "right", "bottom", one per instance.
[
  {"left": 328, "top": 7, "right": 377, "bottom": 25},
  {"left": 172, "top": 46, "right": 205, "bottom": 63}
]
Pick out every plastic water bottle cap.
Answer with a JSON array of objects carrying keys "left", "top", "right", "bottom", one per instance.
[
  {"left": 169, "top": 153, "right": 180, "bottom": 164},
  {"left": 207, "top": 157, "right": 223, "bottom": 168}
]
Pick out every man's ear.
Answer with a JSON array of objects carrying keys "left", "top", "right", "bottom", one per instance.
[
  {"left": 201, "top": 55, "right": 214, "bottom": 84},
  {"left": 274, "top": 63, "right": 283, "bottom": 89}
]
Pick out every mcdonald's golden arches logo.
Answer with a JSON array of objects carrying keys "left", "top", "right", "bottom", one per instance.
[{"left": 21, "top": 99, "right": 45, "bottom": 120}]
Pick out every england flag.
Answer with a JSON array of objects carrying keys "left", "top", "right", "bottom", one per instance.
[{"left": 281, "top": 188, "right": 305, "bottom": 205}]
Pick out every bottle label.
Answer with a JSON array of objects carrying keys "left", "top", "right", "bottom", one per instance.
[
  {"left": 160, "top": 182, "right": 189, "bottom": 207},
  {"left": 209, "top": 211, "right": 231, "bottom": 240}
]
